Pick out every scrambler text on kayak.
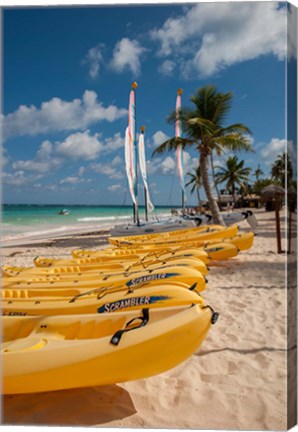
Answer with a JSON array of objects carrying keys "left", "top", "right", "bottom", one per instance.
[
  {"left": 126, "top": 272, "right": 179, "bottom": 287},
  {"left": 97, "top": 295, "right": 170, "bottom": 313}
]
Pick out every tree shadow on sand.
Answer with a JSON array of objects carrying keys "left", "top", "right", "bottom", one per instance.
[{"left": 2, "top": 384, "right": 136, "bottom": 427}]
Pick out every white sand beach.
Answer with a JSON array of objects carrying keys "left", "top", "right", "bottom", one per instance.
[{"left": 1, "top": 209, "right": 296, "bottom": 430}]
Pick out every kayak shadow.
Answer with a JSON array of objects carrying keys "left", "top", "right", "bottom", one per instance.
[{"left": 2, "top": 384, "right": 136, "bottom": 426}]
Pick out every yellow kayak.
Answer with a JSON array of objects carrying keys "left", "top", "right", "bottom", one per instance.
[
  {"left": 32, "top": 248, "right": 210, "bottom": 268},
  {"left": 109, "top": 224, "right": 226, "bottom": 242},
  {"left": 71, "top": 246, "right": 209, "bottom": 261},
  {"left": 2, "top": 283, "right": 205, "bottom": 316},
  {"left": 114, "top": 241, "right": 239, "bottom": 262},
  {"left": 228, "top": 232, "right": 254, "bottom": 251},
  {"left": 2, "top": 265, "right": 207, "bottom": 293},
  {"left": 109, "top": 225, "right": 238, "bottom": 247},
  {"left": 70, "top": 232, "right": 253, "bottom": 262},
  {"left": 2, "top": 278, "right": 194, "bottom": 300},
  {"left": 2, "top": 301, "right": 217, "bottom": 394},
  {"left": 2, "top": 256, "right": 208, "bottom": 279}
]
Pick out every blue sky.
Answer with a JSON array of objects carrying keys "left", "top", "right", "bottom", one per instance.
[{"left": 1, "top": 2, "right": 294, "bottom": 206}]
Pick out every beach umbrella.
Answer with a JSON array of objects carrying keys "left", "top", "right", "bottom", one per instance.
[
  {"left": 261, "top": 184, "right": 285, "bottom": 254},
  {"left": 261, "top": 184, "right": 285, "bottom": 197}
]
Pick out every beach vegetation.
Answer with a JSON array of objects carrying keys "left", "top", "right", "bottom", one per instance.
[
  {"left": 185, "top": 166, "right": 203, "bottom": 207},
  {"left": 215, "top": 155, "right": 252, "bottom": 205},
  {"left": 153, "top": 84, "right": 253, "bottom": 224},
  {"left": 253, "top": 164, "right": 264, "bottom": 181},
  {"left": 271, "top": 152, "right": 293, "bottom": 188}
]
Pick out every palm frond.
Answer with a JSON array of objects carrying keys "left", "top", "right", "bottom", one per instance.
[
  {"left": 212, "top": 134, "right": 255, "bottom": 153},
  {"left": 218, "top": 123, "right": 252, "bottom": 136},
  {"left": 152, "top": 137, "right": 194, "bottom": 157}
]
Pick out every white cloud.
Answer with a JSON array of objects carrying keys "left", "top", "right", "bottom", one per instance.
[
  {"left": 110, "top": 38, "right": 145, "bottom": 75},
  {"left": 12, "top": 140, "right": 62, "bottom": 173},
  {"left": 90, "top": 160, "right": 124, "bottom": 180},
  {"left": 160, "top": 155, "right": 176, "bottom": 174},
  {"left": 2, "top": 170, "right": 43, "bottom": 186},
  {"left": 82, "top": 44, "right": 104, "bottom": 78},
  {"left": 56, "top": 131, "right": 125, "bottom": 161},
  {"left": 103, "top": 132, "right": 124, "bottom": 153},
  {"left": 151, "top": 2, "right": 286, "bottom": 78},
  {"left": 158, "top": 60, "right": 175, "bottom": 76},
  {"left": 8, "top": 130, "right": 125, "bottom": 183},
  {"left": 148, "top": 150, "right": 198, "bottom": 176},
  {"left": 45, "top": 184, "right": 58, "bottom": 192},
  {"left": 56, "top": 130, "right": 103, "bottom": 160},
  {"left": 261, "top": 138, "right": 287, "bottom": 165},
  {"left": 60, "top": 176, "right": 81, "bottom": 184},
  {"left": 2, "top": 90, "right": 127, "bottom": 141},
  {"left": 1, "top": 146, "right": 9, "bottom": 167},
  {"left": 78, "top": 166, "right": 85, "bottom": 176},
  {"left": 111, "top": 155, "right": 122, "bottom": 166},
  {"left": 147, "top": 155, "right": 176, "bottom": 175},
  {"left": 108, "top": 183, "right": 123, "bottom": 192},
  {"left": 151, "top": 130, "right": 170, "bottom": 148}
]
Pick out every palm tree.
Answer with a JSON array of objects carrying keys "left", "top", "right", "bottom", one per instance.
[
  {"left": 271, "top": 152, "right": 293, "bottom": 187},
  {"left": 186, "top": 167, "right": 203, "bottom": 207},
  {"left": 215, "top": 155, "right": 252, "bottom": 205},
  {"left": 254, "top": 164, "right": 264, "bottom": 181},
  {"left": 153, "top": 85, "right": 253, "bottom": 224}
]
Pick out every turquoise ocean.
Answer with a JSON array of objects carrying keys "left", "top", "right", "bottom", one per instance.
[{"left": 2, "top": 204, "right": 173, "bottom": 241}]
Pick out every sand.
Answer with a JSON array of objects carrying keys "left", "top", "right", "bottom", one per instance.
[{"left": 1, "top": 209, "right": 296, "bottom": 430}]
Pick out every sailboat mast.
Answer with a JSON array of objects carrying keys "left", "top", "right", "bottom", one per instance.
[
  {"left": 131, "top": 82, "right": 140, "bottom": 225},
  {"left": 140, "top": 125, "right": 149, "bottom": 221},
  {"left": 175, "top": 88, "right": 186, "bottom": 213}
]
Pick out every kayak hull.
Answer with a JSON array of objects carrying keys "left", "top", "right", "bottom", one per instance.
[{"left": 2, "top": 304, "right": 212, "bottom": 394}]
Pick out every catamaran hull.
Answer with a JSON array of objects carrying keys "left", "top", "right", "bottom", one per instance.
[
  {"left": 184, "top": 211, "right": 258, "bottom": 232},
  {"left": 110, "top": 218, "right": 196, "bottom": 237}
]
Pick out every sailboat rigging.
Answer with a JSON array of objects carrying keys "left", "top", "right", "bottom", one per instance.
[
  {"left": 138, "top": 126, "right": 155, "bottom": 221},
  {"left": 110, "top": 84, "right": 196, "bottom": 236},
  {"left": 175, "top": 88, "right": 186, "bottom": 212},
  {"left": 124, "top": 82, "right": 139, "bottom": 225}
]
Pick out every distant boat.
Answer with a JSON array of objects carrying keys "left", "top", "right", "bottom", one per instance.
[{"left": 58, "top": 209, "right": 70, "bottom": 215}]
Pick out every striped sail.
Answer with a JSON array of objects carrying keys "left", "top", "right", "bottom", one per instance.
[
  {"left": 175, "top": 91, "right": 186, "bottom": 201},
  {"left": 138, "top": 130, "right": 155, "bottom": 212},
  {"left": 124, "top": 126, "right": 137, "bottom": 205},
  {"left": 124, "top": 89, "right": 138, "bottom": 206}
]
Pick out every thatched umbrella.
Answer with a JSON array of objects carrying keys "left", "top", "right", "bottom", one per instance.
[{"left": 261, "top": 184, "right": 285, "bottom": 253}]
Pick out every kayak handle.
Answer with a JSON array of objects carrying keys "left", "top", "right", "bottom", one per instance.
[
  {"left": 202, "top": 305, "right": 219, "bottom": 324},
  {"left": 110, "top": 308, "right": 150, "bottom": 346}
]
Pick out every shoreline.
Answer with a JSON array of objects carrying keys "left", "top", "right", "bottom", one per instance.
[
  {"left": 1, "top": 208, "right": 256, "bottom": 248},
  {"left": 1, "top": 225, "right": 112, "bottom": 248}
]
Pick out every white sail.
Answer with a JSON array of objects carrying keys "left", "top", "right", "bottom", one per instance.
[
  {"left": 124, "top": 126, "right": 137, "bottom": 205},
  {"left": 175, "top": 89, "right": 186, "bottom": 206},
  {"left": 138, "top": 132, "right": 155, "bottom": 212}
]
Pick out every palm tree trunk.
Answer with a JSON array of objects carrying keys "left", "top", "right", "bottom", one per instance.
[
  {"left": 196, "top": 187, "right": 202, "bottom": 208},
  {"left": 232, "top": 185, "right": 236, "bottom": 207},
  {"left": 200, "top": 153, "right": 225, "bottom": 225},
  {"left": 210, "top": 152, "right": 222, "bottom": 210}
]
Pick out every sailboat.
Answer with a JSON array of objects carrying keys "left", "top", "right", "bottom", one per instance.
[{"left": 110, "top": 84, "right": 196, "bottom": 237}]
